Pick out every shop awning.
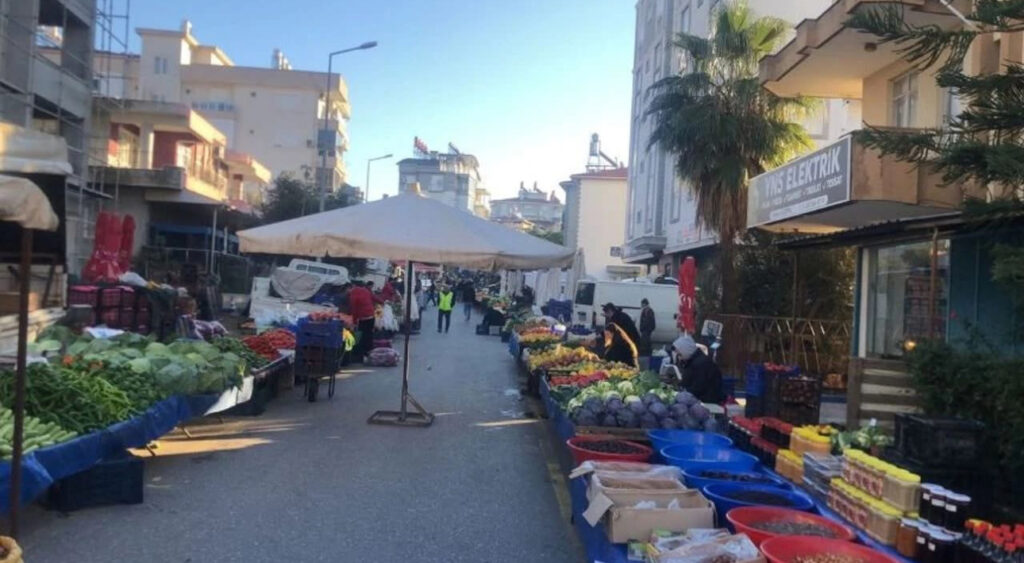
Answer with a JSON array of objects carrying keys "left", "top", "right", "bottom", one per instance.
[
  {"left": 0, "top": 123, "right": 73, "bottom": 176},
  {"left": 145, "top": 188, "right": 223, "bottom": 206}
]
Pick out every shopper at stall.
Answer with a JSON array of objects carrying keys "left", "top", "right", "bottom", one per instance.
[
  {"left": 347, "top": 282, "right": 380, "bottom": 362},
  {"left": 602, "top": 303, "right": 640, "bottom": 345},
  {"left": 437, "top": 285, "right": 454, "bottom": 333},
  {"left": 380, "top": 277, "right": 399, "bottom": 303},
  {"left": 602, "top": 322, "right": 638, "bottom": 367},
  {"left": 460, "top": 278, "right": 476, "bottom": 321},
  {"left": 672, "top": 334, "right": 725, "bottom": 404}
]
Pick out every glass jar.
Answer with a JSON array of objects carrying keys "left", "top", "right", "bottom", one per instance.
[
  {"left": 918, "top": 526, "right": 935, "bottom": 563},
  {"left": 927, "top": 531, "right": 956, "bottom": 563},
  {"left": 944, "top": 493, "right": 971, "bottom": 532},
  {"left": 929, "top": 488, "right": 949, "bottom": 527},
  {"left": 921, "top": 484, "right": 939, "bottom": 523},
  {"left": 898, "top": 518, "right": 922, "bottom": 558}
]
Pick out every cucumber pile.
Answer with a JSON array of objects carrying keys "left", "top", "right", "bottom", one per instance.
[{"left": 0, "top": 406, "right": 77, "bottom": 460}]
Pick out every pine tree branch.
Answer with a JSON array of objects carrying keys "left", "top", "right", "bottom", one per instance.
[{"left": 846, "top": 4, "right": 977, "bottom": 74}]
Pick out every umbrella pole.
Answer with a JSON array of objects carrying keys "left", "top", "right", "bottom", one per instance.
[
  {"left": 399, "top": 261, "right": 412, "bottom": 419},
  {"left": 8, "top": 228, "right": 33, "bottom": 537},
  {"left": 366, "top": 260, "right": 434, "bottom": 427}
]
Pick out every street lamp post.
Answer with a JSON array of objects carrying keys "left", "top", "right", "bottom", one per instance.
[
  {"left": 364, "top": 153, "right": 393, "bottom": 202},
  {"left": 319, "top": 40, "right": 377, "bottom": 213}
]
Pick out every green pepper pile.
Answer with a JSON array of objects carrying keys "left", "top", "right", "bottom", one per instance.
[
  {"left": 0, "top": 363, "right": 134, "bottom": 434},
  {"left": 213, "top": 336, "right": 269, "bottom": 369}
]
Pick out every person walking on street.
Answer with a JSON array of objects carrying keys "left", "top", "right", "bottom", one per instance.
[
  {"left": 346, "top": 282, "right": 381, "bottom": 362},
  {"left": 437, "top": 285, "right": 454, "bottom": 333},
  {"left": 461, "top": 278, "right": 475, "bottom": 321},
  {"left": 638, "top": 298, "right": 656, "bottom": 365},
  {"left": 426, "top": 279, "right": 438, "bottom": 306}
]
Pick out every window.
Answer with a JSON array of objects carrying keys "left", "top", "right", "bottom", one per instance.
[
  {"left": 942, "top": 87, "right": 963, "bottom": 125},
  {"left": 678, "top": 6, "right": 692, "bottom": 72},
  {"left": 575, "top": 282, "right": 595, "bottom": 306},
  {"left": 865, "top": 240, "right": 950, "bottom": 358},
  {"left": 153, "top": 56, "right": 168, "bottom": 75},
  {"left": 891, "top": 71, "right": 919, "bottom": 128}
]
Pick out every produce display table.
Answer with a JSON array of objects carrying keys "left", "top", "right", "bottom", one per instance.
[
  {"left": 0, "top": 393, "right": 220, "bottom": 513},
  {"left": 538, "top": 380, "right": 914, "bottom": 563}
]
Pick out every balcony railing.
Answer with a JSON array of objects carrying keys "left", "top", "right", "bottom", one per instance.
[{"left": 710, "top": 314, "right": 852, "bottom": 381}]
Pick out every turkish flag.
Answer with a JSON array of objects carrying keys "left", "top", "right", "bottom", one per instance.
[{"left": 678, "top": 257, "right": 697, "bottom": 334}]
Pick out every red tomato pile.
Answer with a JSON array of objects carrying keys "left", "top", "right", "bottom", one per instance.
[
  {"left": 243, "top": 329, "right": 296, "bottom": 360},
  {"left": 550, "top": 372, "right": 608, "bottom": 387},
  {"left": 308, "top": 312, "right": 343, "bottom": 322}
]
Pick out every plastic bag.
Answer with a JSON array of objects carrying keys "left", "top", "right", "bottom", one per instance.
[
  {"left": 366, "top": 347, "right": 399, "bottom": 367},
  {"left": 377, "top": 304, "right": 399, "bottom": 332},
  {"left": 118, "top": 271, "right": 148, "bottom": 287}
]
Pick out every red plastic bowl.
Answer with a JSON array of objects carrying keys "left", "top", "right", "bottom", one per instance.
[
  {"left": 566, "top": 435, "right": 652, "bottom": 465},
  {"left": 760, "top": 537, "right": 898, "bottom": 563},
  {"left": 726, "top": 506, "right": 856, "bottom": 546}
]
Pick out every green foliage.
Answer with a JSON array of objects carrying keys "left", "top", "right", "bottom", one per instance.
[
  {"left": 260, "top": 174, "right": 357, "bottom": 225},
  {"left": 907, "top": 331, "right": 1024, "bottom": 476},
  {"left": 647, "top": 1, "right": 815, "bottom": 312},
  {"left": 847, "top": 2, "right": 1024, "bottom": 196},
  {"left": 529, "top": 228, "right": 564, "bottom": 246}
]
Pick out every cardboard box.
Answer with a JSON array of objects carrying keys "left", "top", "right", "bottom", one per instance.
[
  {"left": 648, "top": 533, "right": 765, "bottom": 563},
  {"left": 584, "top": 488, "right": 716, "bottom": 544},
  {"left": 587, "top": 473, "right": 691, "bottom": 505},
  {"left": 0, "top": 291, "right": 39, "bottom": 315}
]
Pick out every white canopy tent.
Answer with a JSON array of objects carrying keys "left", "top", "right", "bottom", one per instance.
[{"left": 238, "top": 185, "right": 573, "bottom": 426}]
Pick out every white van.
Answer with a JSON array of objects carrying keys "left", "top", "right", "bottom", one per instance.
[{"left": 573, "top": 279, "right": 679, "bottom": 344}]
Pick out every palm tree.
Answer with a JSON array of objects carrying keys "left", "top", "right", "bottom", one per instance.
[{"left": 647, "top": 1, "right": 814, "bottom": 313}]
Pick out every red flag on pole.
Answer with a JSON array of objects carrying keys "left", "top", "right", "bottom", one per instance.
[{"left": 678, "top": 257, "right": 697, "bottom": 334}]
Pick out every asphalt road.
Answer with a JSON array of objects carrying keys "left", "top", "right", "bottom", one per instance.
[{"left": 18, "top": 307, "right": 582, "bottom": 563}]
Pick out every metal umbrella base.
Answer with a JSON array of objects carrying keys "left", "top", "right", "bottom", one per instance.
[{"left": 368, "top": 392, "right": 434, "bottom": 427}]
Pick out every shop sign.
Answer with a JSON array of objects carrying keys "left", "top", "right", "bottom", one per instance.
[{"left": 747, "top": 136, "right": 851, "bottom": 227}]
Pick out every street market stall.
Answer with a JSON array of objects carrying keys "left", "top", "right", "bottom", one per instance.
[
  {"left": 238, "top": 182, "right": 573, "bottom": 427},
  {"left": 503, "top": 314, "right": 1011, "bottom": 563}
]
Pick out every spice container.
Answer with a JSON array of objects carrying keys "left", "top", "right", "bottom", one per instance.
[
  {"left": 884, "top": 468, "right": 922, "bottom": 512},
  {"left": 898, "top": 518, "right": 922, "bottom": 558}
]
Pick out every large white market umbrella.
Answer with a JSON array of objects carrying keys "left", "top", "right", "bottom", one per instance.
[
  {"left": 238, "top": 184, "right": 573, "bottom": 426},
  {"left": 238, "top": 186, "right": 573, "bottom": 270}
]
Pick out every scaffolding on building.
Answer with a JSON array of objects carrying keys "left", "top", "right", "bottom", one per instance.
[{"left": 0, "top": 0, "right": 131, "bottom": 274}]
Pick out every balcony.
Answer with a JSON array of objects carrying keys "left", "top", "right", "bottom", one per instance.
[
  {"left": 747, "top": 134, "right": 981, "bottom": 234},
  {"left": 760, "top": 0, "right": 968, "bottom": 99},
  {"left": 32, "top": 57, "right": 90, "bottom": 118},
  {"left": 89, "top": 166, "right": 184, "bottom": 190}
]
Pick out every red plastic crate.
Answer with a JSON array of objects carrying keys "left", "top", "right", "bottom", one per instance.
[
  {"left": 69, "top": 286, "right": 99, "bottom": 307},
  {"left": 99, "top": 309, "right": 120, "bottom": 328},
  {"left": 100, "top": 286, "right": 134, "bottom": 308}
]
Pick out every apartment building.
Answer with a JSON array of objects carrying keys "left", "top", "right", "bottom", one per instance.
[
  {"left": 0, "top": 0, "right": 107, "bottom": 275},
  {"left": 624, "top": 0, "right": 859, "bottom": 272},
  {"left": 89, "top": 21, "right": 351, "bottom": 190},
  {"left": 397, "top": 141, "right": 490, "bottom": 218},
  {"left": 560, "top": 167, "right": 642, "bottom": 281},
  {"left": 490, "top": 182, "right": 563, "bottom": 233},
  {"left": 749, "top": 0, "right": 1003, "bottom": 425}
]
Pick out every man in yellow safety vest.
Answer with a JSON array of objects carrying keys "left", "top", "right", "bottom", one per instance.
[{"left": 437, "top": 285, "right": 454, "bottom": 333}]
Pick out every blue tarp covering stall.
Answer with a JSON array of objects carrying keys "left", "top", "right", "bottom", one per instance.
[{"left": 0, "top": 393, "right": 223, "bottom": 514}]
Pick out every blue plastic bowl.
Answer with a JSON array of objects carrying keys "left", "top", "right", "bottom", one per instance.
[
  {"left": 681, "top": 468, "right": 790, "bottom": 492},
  {"left": 648, "top": 430, "right": 734, "bottom": 454},
  {"left": 660, "top": 445, "right": 758, "bottom": 473},
  {"left": 701, "top": 483, "right": 815, "bottom": 525}
]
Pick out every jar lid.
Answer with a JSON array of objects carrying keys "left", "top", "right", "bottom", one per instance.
[
  {"left": 951, "top": 493, "right": 972, "bottom": 503},
  {"left": 902, "top": 518, "right": 922, "bottom": 528},
  {"left": 933, "top": 532, "right": 956, "bottom": 541}
]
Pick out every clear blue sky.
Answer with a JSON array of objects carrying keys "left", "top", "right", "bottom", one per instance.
[{"left": 128, "top": 0, "right": 636, "bottom": 201}]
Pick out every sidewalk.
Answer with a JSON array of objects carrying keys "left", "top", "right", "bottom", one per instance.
[{"left": 18, "top": 307, "right": 580, "bottom": 562}]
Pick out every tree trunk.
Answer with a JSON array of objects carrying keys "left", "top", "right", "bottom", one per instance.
[{"left": 719, "top": 236, "right": 740, "bottom": 314}]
